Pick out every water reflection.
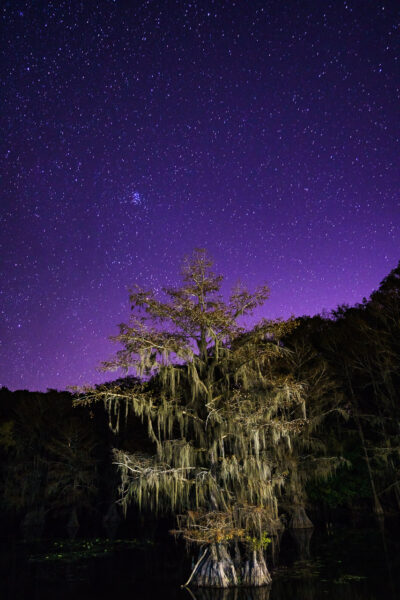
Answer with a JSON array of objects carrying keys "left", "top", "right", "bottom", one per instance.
[
  {"left": 185, "top": 587, "right": 271, "bottom": 600},
  {"left": 0, "top": 519, "right": 399, "bottom": 600},
  {"left": 185, "top": 578, "right": 381, "bottom": 600},
  {"left": 270, "top": 578, "right": 377, "bottom": 600}
]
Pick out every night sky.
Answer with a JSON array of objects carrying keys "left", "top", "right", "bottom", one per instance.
[{"left": 1, "top": 1, "right": 399, "bottom": 392}]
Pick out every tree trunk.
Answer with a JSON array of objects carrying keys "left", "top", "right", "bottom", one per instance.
[
  {"left": 289, "top": 505, "right": 314, "bottom": 529},
  {"left": 354, "top": 411, "right": 384, "bottom": 516},
  {"left": 20, "top": 508, "right": 46, "bottom": 540},
  {"left": 393, "top": 481, "right": 400, "bottom": 511},
  {"left": 289, "top": 527, "right": 314, "bottom": 559},
  {"left": 185, "top": 544, "right": 238, "bottom": 588},
  {"left": 102, "top": 502, "right": 121, "bottom": 538},
  {"left": 185, "top": 545, "right": 272, "bottom": 589},
  {"left": 345, "top": 365, "right": 384, "bottom": 517},
  {"left": 241, "top": 550, "right": 272, "bottom": 586},
  {"left": 67, "top": 507, "right": 80, "bottom": 538}
]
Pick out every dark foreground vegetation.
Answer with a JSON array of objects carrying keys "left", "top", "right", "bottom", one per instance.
[{"left": 1, "top": 252, "right": 399, "bottom": 589}]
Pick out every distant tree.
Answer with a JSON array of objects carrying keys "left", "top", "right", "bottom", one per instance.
[
  {"left": 281, "top": 334, "right": 347, "bottom": 527},
  {"left": 0, "top": 390, "right": 100, "bottom": 537},
  {"left": 78, "top": 249, "right": 306, "bottom": 588},
  {"left": 45, "top": 416, "right": 99, "bottom": 536},
  {"left": 367, "top": 261, "right": 400, "bottom": 509},
  {"left": 310, "top": 261, "right": 400, "bottom": 516},
  {"left": 1, "top": 393, "right": 51, "bottom": 517}
]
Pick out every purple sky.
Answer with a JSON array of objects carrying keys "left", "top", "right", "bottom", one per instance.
[{"left": 1, "top": 1, "right": 399, "bottom": 392}]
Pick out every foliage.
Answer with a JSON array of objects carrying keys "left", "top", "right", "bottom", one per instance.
[
  {"left": 45, "top": 417, "right": 99, "bottom": 513},
  {"left": 245, "top": 532, "right": 272, "bottom": 551},
  {"left": 278, "top": 335, "right": 347, "bottom": 517},
  {"left": 295, "top": 260, "right": 400, "bottom": 515},
  {"left": 307, "top": 454, "right": 371, "bottom": 509},
  {"left": 0, "top": 389, "right": 104, "bottom": 531},
  {"left": 77, "top": 249, "right": 306, "bottom": 554},
  {"left": 0, "top": 420, "right": 15, "bottom": 450}
]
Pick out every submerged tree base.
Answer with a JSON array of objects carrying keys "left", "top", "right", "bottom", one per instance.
[
  {"left": 188, "top": 544, "right": 238, "bottom": 588},
  {"left": 185, "top": 545, "right": 271, "bottom": 588},
  {"left": 242, "top": 551, "right": 272, "bottom": 586}
]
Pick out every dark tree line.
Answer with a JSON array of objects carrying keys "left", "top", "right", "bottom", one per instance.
[{"left": 294, "top": 260, "right": 400, "bottom": 518}]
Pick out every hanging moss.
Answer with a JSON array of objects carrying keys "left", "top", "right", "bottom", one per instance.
[{"left": 76, "top": 249, "right": 311, "bottom": 587}]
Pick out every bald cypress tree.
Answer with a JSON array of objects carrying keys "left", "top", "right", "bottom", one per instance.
[{"left": 78, "top": 250, "right": 306, "bottom": 587}]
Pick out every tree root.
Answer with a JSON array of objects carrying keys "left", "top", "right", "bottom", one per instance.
[
  {"left": 241, "top": 550, "right": 272, "bottom": 586},
  {"left": 186, "top": 544, "right": 238, "bottom": 588}
]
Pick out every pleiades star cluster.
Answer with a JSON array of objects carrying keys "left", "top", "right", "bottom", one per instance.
[{"left": 1, "top": 0, "right": 399, "bottom": 391}]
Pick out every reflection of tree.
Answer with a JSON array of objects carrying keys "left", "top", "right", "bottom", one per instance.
[
  {"left": 186, "top": 582, "right": 377, "bottom": 600},
  {"left": 270, "top": 578, "right": 376, "bottom": 600},
  {"left": 185, "top": 585, "right": 271, "bottom": 600}
]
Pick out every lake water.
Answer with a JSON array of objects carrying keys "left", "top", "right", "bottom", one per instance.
[{"left": 1, "top": 518, "right": 399, "bottom": 599}]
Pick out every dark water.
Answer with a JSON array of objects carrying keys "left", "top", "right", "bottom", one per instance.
[{"left": 1, "top": 519, "right": 399, "bottom": 600}]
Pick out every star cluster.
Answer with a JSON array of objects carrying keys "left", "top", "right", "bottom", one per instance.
[{"left": 1, "top": 0, "right": 399, "bottom": 390}]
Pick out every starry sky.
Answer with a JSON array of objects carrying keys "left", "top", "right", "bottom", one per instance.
[{"left": 1, "top": 0, "right": 399, "bottom": 392}]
